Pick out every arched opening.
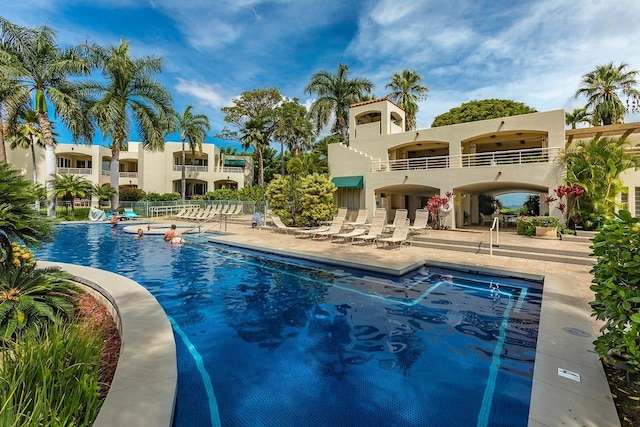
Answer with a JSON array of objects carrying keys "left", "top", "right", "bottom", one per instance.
[{"left": 173, "top": 179, "right": 208, "bottom": 198}]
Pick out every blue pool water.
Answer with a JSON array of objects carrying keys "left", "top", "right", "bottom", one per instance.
[{"left": 37, "top": 224, "right": 542, "bottom": 427}]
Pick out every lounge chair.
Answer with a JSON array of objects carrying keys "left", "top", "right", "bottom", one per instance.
[
  {"left": 375, "top": 226, "right": 412, "bottom": 249},
  {"left": 270, "top": 215, "right": 298, "bottom": 234},
  {"left": 294, "top": 216, "right": 343, "bottom": 238},
  {"left": 385, "top": 209, "right": 408, "bottom": 232},
  {"left": 322, "top": 207, "right": 348, "bottom": 225},
  {"left": 311, "top": 221, "right": 346, "bottom": 240},
  {"left": 408, "top": 209, "right": 431, "bottom": 235},
  {"left": 480, "top": 213, "right": 492, "bottom": 226},
  {"left": 343, "top": 209, "right": 369, "bottom": 228},
  {"left": 330, "top": 227, "right": 367, "bottom": 243},
  {"left": 351, "top": 217, "right": 387, "bottom": 245},
  {"left": 374, "top": 207, "right": 387, "bottom": 224},
  {"left": 124, "top": 208, "right": 141, "bottom": 219}
]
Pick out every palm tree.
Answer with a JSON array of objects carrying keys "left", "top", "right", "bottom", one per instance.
[
  {"left": 0, "top": 263, "right": 76, "bottom": 342},
  {"left": 90, "top": 183, "right": 117, "bottom": 208},
  {"left": 169, "top": 105, "right": 210, "bottom": 200},
  {"left": 564, "top": 108, "right": 591, "bottom": 129},
  {"left": 83, "top": 39, "right": 173, "bottom": 209},
  {"left": 385, "top": 69, "right": 429, "bottom": 131},
  {"left": 0, "top": 75, "right": 30, "bottom": 163},
  {"left": 0, "top": 162, "right": 53, "bottom": 264},
  {"left": 562, "top": 136, "right": 640, "bottom": 217},
  {"left": 274, "top": 99, "right": 315, "bottom": 175},
  {"left": 50, "top": 173, "right": 92, "bottom": 216},
  {"left": 305, "top": 64, "right": 373, "bottom": 144},
  {"left": 287, "top": 152, "right": 327, "bottom": 177},
  {"left": 7, "top": 110, "right": 45, "bottom": 183},
  {"left": 0, "top": 18, "right": 93, "bottom": 216},
  {"left": 575, "top": 62, "right": 640, "bottom": 126}
]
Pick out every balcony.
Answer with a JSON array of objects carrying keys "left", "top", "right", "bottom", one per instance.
[
  {"left": 173, "top": 165, "right": 208, "bottom": 173},
  {"left": 370, "top": 147, "right": 560, "bottom": 172},
  {"left": 57, "top": 167, "right": 92, "bottom": 175}
]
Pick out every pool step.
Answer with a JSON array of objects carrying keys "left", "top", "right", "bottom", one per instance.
[{"left": 411, "top": 236, "right": 595, "bottom": 266}]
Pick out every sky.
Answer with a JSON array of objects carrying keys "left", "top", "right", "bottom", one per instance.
[{"left": 3, "top": 0, "right": 640, "bottom": 148}]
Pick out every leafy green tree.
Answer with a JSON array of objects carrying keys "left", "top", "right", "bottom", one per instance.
[
  {"left": 169, "top": 105, "right": 210, "bottom": 200},
  {"left": 50, "top": 174, "right": 92, "bottom": 216},
  {"left": 575, "top": 62, "right": 640, "bottom": 126},
  {"left": 0, "top": 162, "right": 53, "bottom": 264},
  {"left": 83, "top": 39, "right": 173, "bottom": 209},
  {"left": 0, "top": 17, "right": 93, "bottom": 216},
  {"left": 305, "top": 64, "right": 373, "bottom": 143},
  {"left": 287, "top": 152, "right": 327, "bottom": 177},
  {"left": 590, "top": 210, "right": 640, "bottom": 373},
  {"left": 523, "top": 194, "right": 540, "bottom": 216},
  {"left": 565, "top": 108, "right": 591, "bottom": 129},
  {"left": 119, "top": 187, "right": 146, "bottom": 202},
  {"left": 219, "top": 88, "right": 282, "bottom": 186},
  {"left": 562, "top": 136, "right": 639, "bottom": 226},
  {"left": 261, "top": 145, "right": 282, "bottom": 185},
  {"left": 385, "top": 69, "right": 429, "bottom": 131},
  {"left": 265, "top": 174, "right": 297, "bottom": 224},
  {"left": 432, "top": 99, "right": 537, "bottom": 127},
  {"left": 0, "top": 263, "right": 76, "bottom": 342},
  {"left": 274, "top": 98, "right": 315, "bottom": 175},
  {"left": 298, "top": 173, "right": 336, "bottom": 226},
  {"left": 6, "top": 110, "right": 45, "bottom": 183}
]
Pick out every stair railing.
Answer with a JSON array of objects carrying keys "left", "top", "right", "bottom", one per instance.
[{"left": 489, "top": 216, "right": 500, "bottom": 257}]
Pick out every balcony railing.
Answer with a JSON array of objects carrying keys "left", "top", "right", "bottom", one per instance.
[
  {"left": 173, "top": 165, "right": 208, "bottom": 173},
  {"left": 370, "top": 147, "right": 561, "bottom": 172},
  {"left": 57, "top": 167, "right": 92, "bottom": 175},
  {"left": 101, "top": 170, "right": 138, "bottom": 178}
]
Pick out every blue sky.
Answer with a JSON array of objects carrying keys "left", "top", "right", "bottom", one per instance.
[{"left": 3, "top": 0, "right": 640, "bottom": 148}]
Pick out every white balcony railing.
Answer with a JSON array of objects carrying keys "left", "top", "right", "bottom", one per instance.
[
  {"left": 171, "top": 165, "right": 243, "bottom": 174},
  {"left": 173, "top": 165, "right": 209, "bottom": 173},
  {"left": 101, "top": 170, "right": 138, "bottom": 178},
  {"left": 370, "top": 147, "right": 561, "bottom": 173},
  {"left": 57, "top": 167, "right": 92, "bottom": 175}
]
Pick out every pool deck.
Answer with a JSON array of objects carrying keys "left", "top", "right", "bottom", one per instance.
[{"left": 67, "top": 219, "right": 619, "bottom": 427}]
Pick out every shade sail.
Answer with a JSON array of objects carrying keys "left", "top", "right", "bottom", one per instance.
[
  {"left": 224, "top": 159, "right": 246, "bottom": 167},
  {"left": 331, "top": 176, "right": 363, "bottom": 189}
]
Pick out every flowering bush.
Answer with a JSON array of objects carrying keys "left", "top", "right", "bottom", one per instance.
[
  {"left": 516, "top": 216, "right": 562, "bottom": 236},
  {"left": 425, "top": 192, "right": 453, "bottom": 229},
  {"left": 544, "top": 184, "right": 585, "bottom": 228},
  {"left": 7, "top": 243, "right": 36, "bottom": 269}
]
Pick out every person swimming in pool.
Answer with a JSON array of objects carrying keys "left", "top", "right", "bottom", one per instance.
[{"left": 164, "top": 224, "right": 192, "bottom": 244}]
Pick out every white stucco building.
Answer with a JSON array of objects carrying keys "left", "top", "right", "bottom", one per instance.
[
  {"left": 328, "top": 99, "right": 640, "bottom": 228},
  {"left": 6, "top": 141, "right": 253, "bottom": 199}
]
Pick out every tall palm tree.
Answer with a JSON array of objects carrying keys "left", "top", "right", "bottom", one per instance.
[
  {"left": 575, "top": 62, "right": 640, "bottom": 126},
  {"left": 7, "top": 110, "right": 45, "bottom": 183},
  {"left": 305, "top": 64, "right": 373, "bottom": 144},
  {"left": 169, "top": 105, "right": 210, "bottom": 200},
  {"left": 385, "top": 69, "right": 429, "bottom": 131},
  {"left": 0, "top": 75, "right": 30, "bottom": 163},
  {"left": 564, "top": 108, "right": 591, "bottom": 129},
  {"left": 83, "top": 40, "right": 173, "bottom": 209},
  {"left": 274, "top": 99, "right": 315, "bottom": 175},
  {"left": 0, "top": 18, "right": 93, "bottom": 216}
]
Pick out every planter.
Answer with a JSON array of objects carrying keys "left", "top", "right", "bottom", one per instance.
[{"left": 535, "top": 226, "right": 558, "bottom": 239}]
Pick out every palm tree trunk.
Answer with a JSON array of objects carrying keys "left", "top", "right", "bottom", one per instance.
[
  {"left": 257, "top": 147, "right": 264, "bottom": 187},
  {"left": 0, "top": 106, "right": 7, "bottom": 163},
  {"left": 181, "top": 139, "right": 186, "bottom": 200},
  {"left": 37, "top": 110, "right": 57, "bottom": 217},
  {"left": 30, "top": 140, "right": 38, "bottom": 184},
  {"left": 110, "top": 148, "right": 120, "bottom": 210},
  {"left": 280, "top": 140, "right": 285, "bottom": 176}
]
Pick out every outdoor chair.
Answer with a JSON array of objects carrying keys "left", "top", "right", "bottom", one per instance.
[
  {"left": 408, "top": 209, "right": 431, "bottom": 235},
  {"left": 375, "top": 227, "right": 412, "bottom": 249}
]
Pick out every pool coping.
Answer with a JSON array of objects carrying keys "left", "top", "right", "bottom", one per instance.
[{"left": 39, "top": 261, "right": 177, "bottom": 427}]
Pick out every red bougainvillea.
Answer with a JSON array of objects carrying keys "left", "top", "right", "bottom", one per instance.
[
  {"left": 425, "top": 191, "right": 453, "bottom": 229},
  {"left": 545, "top": 184, "right": 585, "bottom": 228}
]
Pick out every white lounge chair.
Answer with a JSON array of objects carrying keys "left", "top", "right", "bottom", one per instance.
[
  {"left": 330, "top": 227, "right": 367, "bottom": 243},
  {"left": 311, "top": 221, "right": 346, "bottom": 240},
  {"left": 294, "top": 215, "right": 343, "bottom": 238},
  {"left": 408, "top": 209, "right": 431, "bottom": 235},
  {"left": 385, "top": 209, "right": 409, "bottom": 232},
  {"left": 375, "top": 226, "right": 412, "bottom": 249},
  {"left": 351, "top": 217, "right": 387, "bottom": 245},
  {"left": 343, "top": 209, "right": 369, "bottom": 228},
  {"left": 270, "top": 215, "right": 298, "bottom": 234}
]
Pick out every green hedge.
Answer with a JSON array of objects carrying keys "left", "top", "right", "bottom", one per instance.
[{"left": 516, "top": 216, "right": 561, "bottom": 236}]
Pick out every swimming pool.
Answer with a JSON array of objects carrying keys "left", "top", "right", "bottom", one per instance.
[{"left": 38, "top": 224, "right": 542, "bottom": 427}]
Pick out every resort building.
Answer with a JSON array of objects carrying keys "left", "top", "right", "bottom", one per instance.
[
  {"left": 6, "top": 141, "right": 253, "bottom": 200},
  {"left": 328, "top": 99, "right": 640, "bottom": 228}
]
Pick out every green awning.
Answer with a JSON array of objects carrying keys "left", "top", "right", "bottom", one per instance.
[
  {"left": 224, "top": 159, "right": 246, "bottom": 167},
  {"left": 331, "top": 176, "right": 363, "bottom": 189}
]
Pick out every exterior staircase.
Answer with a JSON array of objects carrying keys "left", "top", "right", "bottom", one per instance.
[{"left": 411, "top": 231, "right": 596, "bottom": 266}]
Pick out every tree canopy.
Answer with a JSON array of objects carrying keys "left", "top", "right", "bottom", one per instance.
[{"left": 431, "top": 99, "right": 537, "bottom": 127}]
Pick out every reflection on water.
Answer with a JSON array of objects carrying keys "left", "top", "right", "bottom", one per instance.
[{"left": 38, "top": 224, "right": 542, "bottom": 427}]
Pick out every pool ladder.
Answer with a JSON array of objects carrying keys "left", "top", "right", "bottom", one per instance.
[{"left": 489, "top": 216, "right": 500, "bottom": 257}]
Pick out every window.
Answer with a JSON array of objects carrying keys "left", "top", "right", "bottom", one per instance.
[
  {"left": 635, "top": 187, "right": 640, "bottom": 215},
  {"left": 621, "top": 187, "right": 628, "bottom": 211},
  {"left": 77, "top": 160, "right": 92, "bottom": 169},
  {"left": 58, "top": 157, "right": 71, "bottom": 168}
]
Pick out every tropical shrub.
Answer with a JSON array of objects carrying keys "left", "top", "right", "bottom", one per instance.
[
  {"left": 265, "top": 174, "right": 336, "bottom": 226},
  {"left": 590, "top": 210, "right": 640, "bottom": 373},
  {"left": 0, "top": 264, "right": 77, "bottom": 342},
  {"left": 0, "top": 321, "right": 103, "bottom": 426},
  {"left": 0, "top": 162, "right": 54, "bottom": 265},
  {"left": 425, "top": 192, "right": 452, "bottom": 229},
  {"left": 236, "top": 185, "right": 266, "bottom": 202},
  {"left": 141, "top": 192, "right": 181, "bottom": 201},
  {"left": 118, "top": 188, "right": 145, "bottom": 202},
  {"left": 544, "top": 184, "right": 585, "bottom": 229},
  {"left": 516, "top": 216, "right": 561, "bottom": 237},
  {"left": 204, "top": 189, "right": 237, "bottom": 201},
  {"left": 265, "top": 175, "right": 296, "bottom": 224}
]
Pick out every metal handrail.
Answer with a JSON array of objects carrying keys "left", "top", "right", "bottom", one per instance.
[{"left": 489, "top": 216, "right": 500, "bottom": 256}]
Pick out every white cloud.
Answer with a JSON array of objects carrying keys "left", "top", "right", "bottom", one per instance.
[{"left": 175, "top": 78, "right": 230, "bottom": 109}]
